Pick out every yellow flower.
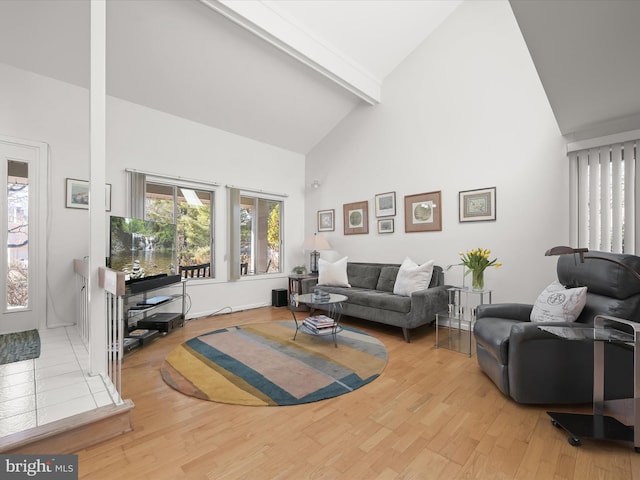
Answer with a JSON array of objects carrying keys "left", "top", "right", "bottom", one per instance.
[{"left": 459, "top": 247, "right": 501, "bottom": 274}]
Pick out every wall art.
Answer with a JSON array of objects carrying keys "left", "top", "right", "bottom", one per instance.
[
  {"left": 378, "top": 218, "right": 394, "bottom": 234},
  {"left": 317, "top": 209, "right": 335, "bottom": 232},
  {"left": 65, "top": 178, "right": 111, "bottom": 211},
  {"left": 459, "top": 187, "right": 496, "bottom": 222},
  {"left": 375, "top": 191, "right": 396, "bottom": 217},
  {"left": 404, "top": 191, "right": 442, "bottom": 232},
  {"left": 343, "top": 200, "right": 369, "bottom": 235}
]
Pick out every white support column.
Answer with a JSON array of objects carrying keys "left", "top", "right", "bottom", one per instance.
[{"left": 89, "top": 0, "right": 107, "bottom": 376}]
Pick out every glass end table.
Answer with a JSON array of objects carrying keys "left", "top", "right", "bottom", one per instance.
[
  {"left": 290, "top": 292, "right": 347, "bottom": 347},
  {"left": 435, "top": 287, "right": 492, "bottom": 356}
]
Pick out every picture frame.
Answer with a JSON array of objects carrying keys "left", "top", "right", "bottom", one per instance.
[
  {"left": 65, "top": 178, "right": 112, "bottom": 211},
  {"left": 66, "top": 178, "right": 89, "bottom": 209},
  {"left": 375, "top": 191, "right": 396, "bottom": 217},
  {"left": 343, "top": 200, "right": 369, "bottom": 235},
  {"left": 317, "top": 209, "right": 335, "bottom": 232},
  {"left": 459, "top": 187, "right": 496, "bottom": 222},
  {"left": 404, "top": 191, "right": 442, "bottom": 232},
  {"left": 377, "top": 218, "right": 394, "bottom": 234}
]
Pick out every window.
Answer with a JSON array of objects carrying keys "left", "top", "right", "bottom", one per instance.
[
  {"left": 569, "top": 137, "right": 637, "bottom": 254},
  {"left": 7, "top": 160, "right": 29, "bottom": 308},
  {"left": 129, "top": 171, "right": 215, "bottom": 278},
  {"left": 228, "top": 187, "right": 283, "bottom": 278},
  {"left": 240, "top": 195, "right": 281, "bottom": 274}
]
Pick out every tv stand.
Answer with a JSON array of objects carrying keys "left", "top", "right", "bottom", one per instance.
[{"left": 123, "top": 276, "right": 186, "bottom": 353}]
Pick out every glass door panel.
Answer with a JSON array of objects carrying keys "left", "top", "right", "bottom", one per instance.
[{"left": 7, "top": 160, "right": 29, "bottom": 309}]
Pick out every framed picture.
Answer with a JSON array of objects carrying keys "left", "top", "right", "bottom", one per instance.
[
  {"left": 65, "top": 178, "right": 112, "bottom": 211},
  {"left": 404, "top": 191, "right": 442, "bottom": 232},
  {"left": 378, "top": 218, "right": 394, "bottom": 234},
  {"left": 375, "top": 191, "right": 396, "bottom": 217},
  {"left": 459, "top": 187, "right": 496, "bottom": 222},
  {"left": 66, "top": 178, "right": 89, "bottom": 209},
  {"left": 343, "top": 201, "right": 369, "bottom": 235},
  {"left": 317, "top": 209, "right": 335, "bottom": 232}
]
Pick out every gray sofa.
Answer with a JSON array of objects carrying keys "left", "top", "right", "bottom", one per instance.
[{"left": 300, "top": 261, "right": 449, "bottom": 342}]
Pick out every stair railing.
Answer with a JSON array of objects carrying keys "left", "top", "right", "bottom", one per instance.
[
  {"left": 98, "top": 266, "right": 126, "bottom": 403},
  {"left": 73, "top": 258, "right": 90, "bottom": 346}
]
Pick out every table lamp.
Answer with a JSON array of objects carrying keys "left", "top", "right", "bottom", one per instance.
[{"left": 303, "top": 233, "right": 331, "bottom": 274}]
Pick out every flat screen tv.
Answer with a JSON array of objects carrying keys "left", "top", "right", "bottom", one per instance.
[{"left": 109, "top": 216, "right": 177, "bottom": 283}]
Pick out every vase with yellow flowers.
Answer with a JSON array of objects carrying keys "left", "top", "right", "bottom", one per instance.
[{"left": 459, "top": 248, "right": 502, "bottom": 290}]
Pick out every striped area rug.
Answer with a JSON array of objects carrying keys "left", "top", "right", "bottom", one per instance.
[{"left": 160, "top": 321, "right": 388, "bottom": 406}]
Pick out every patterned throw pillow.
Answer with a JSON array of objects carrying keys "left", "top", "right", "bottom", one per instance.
[{"left": 530, "top": 280, "right": 587, "bottom": 322}]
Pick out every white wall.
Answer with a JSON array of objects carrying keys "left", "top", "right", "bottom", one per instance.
[
  {"left": 0, "top": 62, "right": 306, "bottom": 326},
  {"left": 305, "top": 0, "right": 568, "bottom": 303},
  {"left": 106, "top": 98, "right": 306, "bottom": 318},
  {"left": 0, "top": 62, "right": 90, "bottom": 327}
]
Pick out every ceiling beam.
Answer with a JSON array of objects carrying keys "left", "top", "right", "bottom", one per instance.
[{"left": 199, "top": 0, "right": 381, "bottom": 105}]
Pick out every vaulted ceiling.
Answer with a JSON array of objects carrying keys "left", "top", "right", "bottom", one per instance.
[
  {"left": 0, "top": 0, "right": 638, "bottom": 153},
  {"left": 510, "top": 0, "right": 640, "bottom": 140},
  {"left": 0, "top": 0, "right": 460, "bottom": 154}
]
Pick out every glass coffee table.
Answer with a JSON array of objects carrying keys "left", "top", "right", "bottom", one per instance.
[{"left": 290, "top": 292, "right": 348, "bottom": 347}]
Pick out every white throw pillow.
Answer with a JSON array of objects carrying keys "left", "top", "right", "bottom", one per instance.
[
  {"left": 319, "top": 250, "right": 343, "bottom": 263},
  {"left": 318, "top": 256, "right": 351, "bottom": 287},
  {"left": 530, "top": 281, "right": 587, "bottom": 323},
  {"left": 393, "top": 257, "right": 434, "bottom": 296}
]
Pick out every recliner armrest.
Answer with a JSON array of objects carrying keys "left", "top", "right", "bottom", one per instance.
[
  {"left": 507, "top": 321, "right": 595, "bottom": 403},
  {"left": 476, "top": 303, "right": 533, "bottom": 322}
]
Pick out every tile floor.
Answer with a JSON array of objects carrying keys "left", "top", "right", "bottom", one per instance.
[{"left": 0, "top": 326, "right": 115, "bottom": 437}]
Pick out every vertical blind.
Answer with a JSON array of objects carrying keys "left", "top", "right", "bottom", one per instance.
[
  {"left": 569, "top": 138, "right": 638, "bottom": 254},
  {"left": 128, "top": 171, "right": 146, "bottom": 219}
]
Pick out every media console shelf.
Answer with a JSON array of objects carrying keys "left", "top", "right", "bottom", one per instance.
[{"left": 123, "top": 276, "right": 186, "bottom": 353}]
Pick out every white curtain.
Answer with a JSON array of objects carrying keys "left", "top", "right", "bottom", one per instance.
[
  {"left": 128, "top": 171, "right": 146, "bottom": 219},
  {"left": 228, "top": 187, "right": 241, "bottom": 281}
]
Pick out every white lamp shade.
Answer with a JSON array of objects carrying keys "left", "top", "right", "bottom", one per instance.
[{"left": 303, "top": 233, "right": 331, "bottom": 251}]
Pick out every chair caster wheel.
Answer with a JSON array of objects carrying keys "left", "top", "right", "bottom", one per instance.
[{"left": 568, "top": 437, "right": 581, "bottom": 447}]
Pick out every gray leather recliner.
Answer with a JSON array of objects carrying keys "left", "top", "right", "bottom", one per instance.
[{"left": 473, "top": 251, "right": 640, "bottom": 404}]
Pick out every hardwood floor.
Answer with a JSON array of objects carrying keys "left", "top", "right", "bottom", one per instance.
[{"left": 76, "top": 307, "right": 640, "bottom": 479}]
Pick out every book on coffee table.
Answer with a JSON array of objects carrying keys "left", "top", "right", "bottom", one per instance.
[{"left": 303, "top": 315, "right": 336, "bottom": 333}]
